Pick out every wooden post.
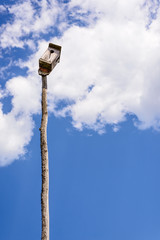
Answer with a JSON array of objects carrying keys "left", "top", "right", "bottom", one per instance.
[
  {"left": 39, "top": 43, "right": 61, "bottom": 240},
  {"left": 40, "top": 75, "right": 49, "bottom": 240}
]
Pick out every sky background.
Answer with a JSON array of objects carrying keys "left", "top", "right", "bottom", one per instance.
[{"left": 1, "top": 0, "right": 160, "bottom": 239}]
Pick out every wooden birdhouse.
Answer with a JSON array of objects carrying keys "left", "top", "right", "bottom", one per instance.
[{"left": 38, "top": 43, "right": 62, "bottom": 76}]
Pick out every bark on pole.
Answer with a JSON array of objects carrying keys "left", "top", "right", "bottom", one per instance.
[{"left": 40, "top": 76, "right": 49, "bottom": 240}]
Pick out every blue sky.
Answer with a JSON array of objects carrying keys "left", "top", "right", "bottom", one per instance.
[{"left": 1, "top": 0, "right": 160, "bottom": 239}]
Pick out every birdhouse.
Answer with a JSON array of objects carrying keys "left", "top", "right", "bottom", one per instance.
[{"left": 38, "top": 43, "right": 62, "bottom": 76}]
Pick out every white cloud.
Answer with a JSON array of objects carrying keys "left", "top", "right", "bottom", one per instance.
[
  {"left": 48, "top": 14, "right": 160, "bottom": 131},
  {"left": 1, "top": 0, "right": 160, "bottom": 165},
  {"left": 0, "top": 0, "right": 61, "bottom": 48},
  {"left": 0, "top": 5, "right": 6, "bottom": 12},
  {"left": 0, "top": 88, "right": 7, "bottom": 99},
  {"left": 0, "top": 104, "right": 34, "bottom": 166},
  {"left": 6, "top": 76, "right": 41, "bottom": 115},
  {"left": 0, "top": 73, "right": 41, "bottom": 166}
]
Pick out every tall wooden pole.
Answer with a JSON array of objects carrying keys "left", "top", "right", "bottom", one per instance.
[
  {"left": 39, "top": 42, "right": 61, "bottom": 240},
  {"left": 40, "top": 76, "right": 49, "bottom": 240}
]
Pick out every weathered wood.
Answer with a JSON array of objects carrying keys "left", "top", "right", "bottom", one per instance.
[
  {"left": 40, "top": 76, "right": 49, "bottom": 240},
  {"left": 39, "top": 43, "right": 61, "bottom": 240},
  {"left": 39, "top": 43, "right": 62, "bottom": 75}
]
